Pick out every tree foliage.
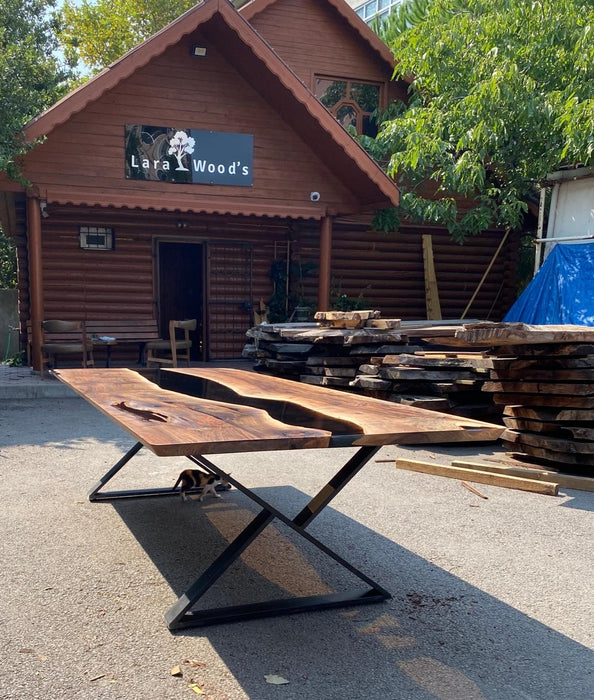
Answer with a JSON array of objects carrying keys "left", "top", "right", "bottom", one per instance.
[
  {"left": 59, "top": 0, "right": 196, "bottom": 74},
  {"left": 370, "top": 0, "right": 432, "bottom": 38},
  {"left": 0, "top": 0, "right": 72, "bottom": 179},
  {"left": 0, "top": 0, "right": 72, "bottom": 287},
  {"left": 370, "top": 0, "right": 594, "bottom": 241},
  {"left": 0, "top": 228, "right": 17, "bottom": 288}
]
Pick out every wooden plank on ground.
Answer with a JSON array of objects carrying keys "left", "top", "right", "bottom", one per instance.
[
  {"left": 451, "top": 460, "right": 594, "bottom": 492},
  {"left": 394, "top": 458, "right": 558, "bottom": 495}
]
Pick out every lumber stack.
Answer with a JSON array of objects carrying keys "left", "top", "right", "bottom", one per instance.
[
  {"left": 243, "top": 311, "right": 409, "bottom": 385},
  {"left": 243, "top": 313, "right": 496, "bottom": 416},
  {"left": 455, "top": 322, "right": 594, "bottom": 475},
  {"left": 352, "top": 350, "right": 497, "bottom": 417}
]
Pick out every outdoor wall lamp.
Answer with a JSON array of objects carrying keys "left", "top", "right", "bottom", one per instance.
[
  {"left": 40, "top": 200, "right": 49, "bottom": 218},
  {"left": 191, "top": 45, "right": 207, "bottom": 57}
]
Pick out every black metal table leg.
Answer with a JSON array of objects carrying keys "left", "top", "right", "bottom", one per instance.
[
  {"left": 164, "top": 447, "right": 390, "bottom": 629},
  {"left": 88, "top": 441, "right": 144, "bottom": 501},
  {"left": 88, "top": 443, "right": 391, "bottom": 629}
]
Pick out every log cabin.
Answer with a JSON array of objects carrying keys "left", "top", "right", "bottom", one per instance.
[{"left": 0, "top": 0, "right": 519, "bottom": 367}]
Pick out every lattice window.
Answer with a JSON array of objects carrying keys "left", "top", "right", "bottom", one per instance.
[{"left": 314, "top": 77, "right": 381, "bottom": 137}]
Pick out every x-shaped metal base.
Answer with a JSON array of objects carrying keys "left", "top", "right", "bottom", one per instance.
[{"left": 88, "top": 443, "right": 391, "bottom": 629}]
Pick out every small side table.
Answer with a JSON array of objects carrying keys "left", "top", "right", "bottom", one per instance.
[{"left": 92, "top": 338, "right": 117, "bottom": 367}]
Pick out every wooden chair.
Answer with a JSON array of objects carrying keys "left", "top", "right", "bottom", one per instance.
[
  {"left": 145, "top": 319, "right": 196, "bottom": 367},
  {"left": 40, "top": 320, "right": 94, "bottom": 378}
]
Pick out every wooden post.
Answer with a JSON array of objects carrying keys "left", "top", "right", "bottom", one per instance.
[
  {"left": 318, "top": 215, "right": 332, "bottom": 312},
  {"left": 26, "top": 193, "right": 44, "bottom": 372},
  {"left": 422, "top": 234, "right": 442, "bottom": 320}
]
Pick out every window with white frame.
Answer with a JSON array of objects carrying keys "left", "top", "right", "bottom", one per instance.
[
  {"left": 354, "top": 0, "right": 401, "bottom": 24},
  {"left": 79, "top": 226, "right": 114, "bottom": 250}
]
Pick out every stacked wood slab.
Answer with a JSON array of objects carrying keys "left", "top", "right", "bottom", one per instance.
[
  {"left": 353, "top": 350, "right": 497, "bottom": 418},
  {"left": 243, "top": 311, "right": 496, "bottom": 417},
  {"left": 454, "top": 322, "right": 594, "bottom": 475},
  {"left": 243, "top": 310, "right": 406, "bottom": 386}
]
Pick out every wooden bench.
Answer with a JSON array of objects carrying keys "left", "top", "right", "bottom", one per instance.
[{"left": 27, "top": 319, "right": 162, "bottom": 368}]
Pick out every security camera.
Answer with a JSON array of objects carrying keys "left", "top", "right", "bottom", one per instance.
[{"left": 310, "top": 191, "right": 321, "bottom": 202}]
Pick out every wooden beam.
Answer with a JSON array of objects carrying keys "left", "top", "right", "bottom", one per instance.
[
  {"left": 451, "top": 460, "right": 594, "bottom": 492},
  {"left": 317, "top": 215, "right": 332, "bottom": 312},
  {"left": 26, "top": 193, "right": 44, "bottom": 372},
  {"left": 422, "top": 234, "right": 442, "bottom": 320},
  {"left": 395, "top": 458, "right": 558, "bottom": 495}
]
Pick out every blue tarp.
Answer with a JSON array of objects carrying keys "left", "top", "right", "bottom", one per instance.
[{"left": 504, "top": 242, "right": 594, "bottom": 326}]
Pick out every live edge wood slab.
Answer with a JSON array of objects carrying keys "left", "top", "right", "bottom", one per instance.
[{"left": 55, "top": 368, "right": 503, "bottom": 456}]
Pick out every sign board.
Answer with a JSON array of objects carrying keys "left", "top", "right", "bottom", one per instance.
[{"left": 125, "top": 125, "right": 253, "bottom": 186}]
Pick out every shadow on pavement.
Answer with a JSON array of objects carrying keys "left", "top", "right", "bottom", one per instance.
[{"left": 111, "top": 485, "right": 593, "bottom": 700}]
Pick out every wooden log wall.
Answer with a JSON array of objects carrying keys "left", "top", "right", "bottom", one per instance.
[
  {"left": 293, "top": 221, "right": 519, "bottom": 322},
  {"left": 16, "top": 205, "right": 294, "bottom": 360}
]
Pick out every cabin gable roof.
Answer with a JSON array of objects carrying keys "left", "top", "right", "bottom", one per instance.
[
  {"left": 19, "top": 0, "right": 398, "bottom": 216},
  {"left": 239, "top": 0, "right": 397, "bottom": 71}
]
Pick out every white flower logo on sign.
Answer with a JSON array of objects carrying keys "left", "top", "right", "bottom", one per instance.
[{"left": 168, "top": 130, "right": 195, "bottom": 171}]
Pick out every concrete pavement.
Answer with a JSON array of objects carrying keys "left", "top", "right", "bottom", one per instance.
[{"left": 0, "top": 376, "right": 593, "bottom": 699}]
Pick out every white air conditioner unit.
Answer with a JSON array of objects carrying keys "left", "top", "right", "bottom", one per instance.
[{"left": 79, "top": 227, "right": 114, "bottom": 250}]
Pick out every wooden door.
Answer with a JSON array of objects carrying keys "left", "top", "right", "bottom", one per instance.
[{"left": 157, "top": 241, "right": 204, "bottom": 359}]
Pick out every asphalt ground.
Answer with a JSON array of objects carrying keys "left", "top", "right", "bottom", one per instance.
[{"left": 1, "top": 394, "right": 593, "bottom": 700}]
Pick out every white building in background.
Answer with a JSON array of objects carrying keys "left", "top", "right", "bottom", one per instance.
[
  {"left": 345, "top": 0, "right": 402, "bottom": 24},
  {"left": 537, "top": 167, "right": 594, "bottom": 268}
]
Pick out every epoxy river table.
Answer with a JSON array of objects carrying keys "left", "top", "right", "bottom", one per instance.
[{"left": 55, "top": 367, "right": 503, "bottom": 630}]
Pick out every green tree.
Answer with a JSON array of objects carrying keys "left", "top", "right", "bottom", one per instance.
[
  {"left": 370, "top": 0, "right": 432, "bottom": 38},
  {"left": 59, "top": 0, "right": 196, "bottom": 74},
  {"left": 0, "top": 0, "right": 72, "bottom": 179},
  {"left": 0, "top": 229, "right": 17, "bottom": 288},
  {"left": 0, "top": 0, "right": 72, "bottom": 288},
  {"left": 369, "top": 0, "right": 594, "bottom": 241}
]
